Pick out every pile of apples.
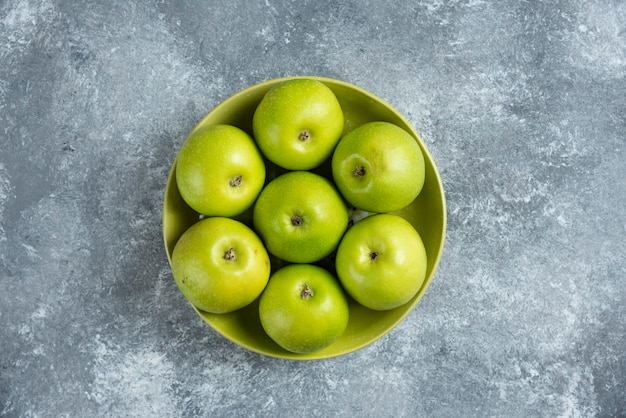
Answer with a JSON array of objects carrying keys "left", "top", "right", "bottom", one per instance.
[{"left": 171, "top": 79, "right": 427, "bottom": 354}]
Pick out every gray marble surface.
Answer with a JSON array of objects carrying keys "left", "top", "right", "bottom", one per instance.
[{"left": 1, "top": 0, "right": 625, "bottom": 417}]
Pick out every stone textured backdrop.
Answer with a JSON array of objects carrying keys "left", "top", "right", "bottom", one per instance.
[{"left": 1, "top": 0, "right": 624, "bottom": 416}]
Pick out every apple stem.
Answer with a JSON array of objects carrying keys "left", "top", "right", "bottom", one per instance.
[
  {"left": 224, "top": 247, "right": 236, "bottom": 261},
  {"left": 354, "top": 166, "right": 366, "bottom": 177},
  {"left": 298, "top": 130, "right": 311, "bottom": 141},
  {"left": 229, "top": 175, "right": 243, "bottom": 187},
  {"left": 301, "top": 283, "right": 313, "bottom": 299}
]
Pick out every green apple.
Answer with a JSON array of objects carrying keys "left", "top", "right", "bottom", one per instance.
[
  {"left": 171, "top": 217, "right": 271, "bottom": 314},
  {"left": 252, "top": 78, "right": 344, "bottom": 170},
  {"left": 335, "top": 213, "right": 427, "bottom": 311},
  {"left": 259, "top": 264, "right": 349, "bottom": 353},
  {"left": 331, "top": 121, "right": 425, "bottom": 213},
  {"left": 176, "top": 124, "right": 266, "bottom": 217},
  {"left": 253, "top": 171, "right": 349, "bottom": 263}
]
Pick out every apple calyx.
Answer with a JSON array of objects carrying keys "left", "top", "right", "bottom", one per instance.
[
  {"left": 291, "top": 215, "right": 304, "bottom": 227},
  {"left": 301, "top": 283, "right": 314, "bottom": 300},
  {"left": 298, "top": 130, "right": 311, "bottom": 142},
  {"left": 224, "top": 247, "right": 236, "bottom": 261},
  {"left": 369, "top": 251, "right": 379, "bottom": 262},
  {"left": 354, "top": 166, "right": 366, "bottom": 177},
  {"left": 229, "top": 175, "right": 243, "bottom": 187}
]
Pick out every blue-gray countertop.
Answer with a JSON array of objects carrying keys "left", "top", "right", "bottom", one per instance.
[{"left": 1, "top": 1, "right": 624, "bottom": 416}]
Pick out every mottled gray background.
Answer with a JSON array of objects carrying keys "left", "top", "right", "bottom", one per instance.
[{"left": 1, "top": 0, "right": 624, "bottom": 417}]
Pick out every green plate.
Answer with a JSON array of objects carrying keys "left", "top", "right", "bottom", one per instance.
[{"left": 162, "top": 76, "right": 446, "bottom": 360}]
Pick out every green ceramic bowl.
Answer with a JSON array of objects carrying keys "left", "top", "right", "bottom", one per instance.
[{"left": 163, "top": 76, "right": 446, "bottom": 360}]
